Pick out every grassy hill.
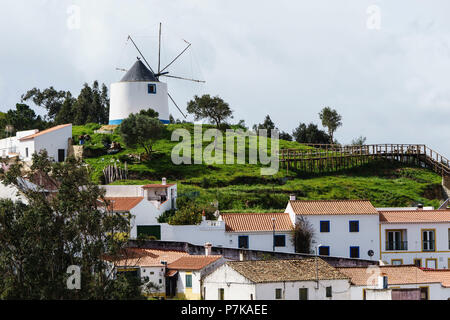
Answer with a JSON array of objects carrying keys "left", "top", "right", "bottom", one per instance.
[{"left": 73, "top": 123, "right": 444, "bottom": 211}]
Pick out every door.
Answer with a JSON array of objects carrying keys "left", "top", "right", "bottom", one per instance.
[{"left": 58, "top": 149, "right": 65, "bottom": 162}]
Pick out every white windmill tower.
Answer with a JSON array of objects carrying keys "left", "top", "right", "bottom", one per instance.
[{"left": 110, "top": 24, "right": 205, "bottom": 125}]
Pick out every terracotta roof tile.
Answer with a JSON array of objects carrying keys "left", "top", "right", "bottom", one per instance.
[
  {"left": 379, "top": 210, "right": 450, "bottom": 224},
  {"left": 221, "top": 212, "right": 293, "bottom": 232},
  {"left": 111, "top": 248, "right": 189, "bottom": 267},
  {"left": 289, "top": 200, "right": 378, "bottom": 215},
  {"left": 104, "top": 197, "right": 144, "bottom": 211},
  {"left": 228, "top": 258, "right": 349, "bottom": 283},
  {"left": 168, "top": 255, "right": 222, "bottom": 270},
  {"left": 19, "top": 124, "right": 72, "bottom": 141},
  {"left": 421, "top": 269, "right": 450, "bottom": 287},
  {"left": 338, "top": 265, "right": 442, "bottom": 286}
]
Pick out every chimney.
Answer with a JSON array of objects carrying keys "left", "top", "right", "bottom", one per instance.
[
  {"left": 160, "top": 260, "right": 167, "bottom": 267},
  {"left": 417, "top": 203, "right": 423, "bottom": 210},
  {"left": 162, "top": 178, "right": 167, "bottom": 186},
  {"left": 204, "top": 243, "right": 212, "bottom": 256},
  {"left": 290, "top": 194, "right": 296, "bottom": 201},
  {"left": 202, "top": 210, "right": 206, "bottom": 221},
  {"left": 378, "top": 273, "right": 388, "bottom": 289}
]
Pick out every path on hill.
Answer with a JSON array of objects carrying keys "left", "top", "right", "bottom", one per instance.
[{"left": 280, "top": 144, "right": 450, "bottom": 186}]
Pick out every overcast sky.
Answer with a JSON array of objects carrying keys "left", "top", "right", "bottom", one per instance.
[{"left": 1, "top": 1, "right": 450, "bottom": 154}]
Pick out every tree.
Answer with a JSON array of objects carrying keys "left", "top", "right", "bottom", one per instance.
[
  {"left": 186, "top": 94, "right": 233, "bottom": 128},
  {"left": 22, "top": 87, "right": 70, "bottom": 121},
  {"left": 5, "top": 104, "right": 47, "bottom": 132},
  {"left": 351, "top": 136, "right": 367, "bottom": 146},
  {"left": 291, "top": 218, "right": 315, "bottom": 254},
  {"left": 0, "top": 151, "right": 144, "bottom": 299},
  {"left": 319, "top": 107, "right": 342, "bottom": 144},
  {"left": 54, "top": 93, "right": 76, "bottom": 125},
  {"left": 168, "top": 202, "right": 216, "bottom": 226},
  {"left": 292, "top": 123, "right": 330, "bottom": 144},
  {"left": 279, "top": 131, "right": 292, "bottom": 141},
  {"left": 253, "top": 115, "right": 276, "bottom": 133},
  {"left": 139, "top": 108, "right": 159, "bottom": 119},
  {"left": 119, "top": 113, "right": 164, "bottom": 155}
]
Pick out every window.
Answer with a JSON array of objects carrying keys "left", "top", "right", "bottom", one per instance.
[
  {"left": 422, "top": 229, "right": 435, "bottom": 252},
  {"left": 425, "top": 259, "right": 437, "bottom": 269},
  {"left": 386, "top": 230, "right": 408, "bottom": 251},
  {"left": 25, "top": 148, "right": 29, "bottom": 158},
  {"left": 218, "top": 288, "right": 224, "bottom": 300},
  {"left": 159, "top": 279, "right": 162, "bottom": 284},
  {"left": 326, "top": 286, "right": 332, "bottom": 298},
  {"left": 148, "top": 84, "right": 157, "bottom": 94},
  {"left": 238, "top": 236, "right": 249, "bottom": 249},
  {"left": 299, "top": 288, "right": 308, "bottom": 300},
  {"left": 320, "top": 221, "right": 330, "bottom": 233},
  {"left": 419, "top": 287, "right": 429, "bottom": 300},
  {"left": 274, "top": 235, "right": 286, "bottom": 247},
  {"left": 414, "top": 259, "right": 422, "bottom": 268},
  {"left": 319, "top": 246, "right": 330, "bottom": 256},
  {"left": 349, "top": 221, "right": 359, "bottom": 232},
  {"left": 185, "top": 274, "right": 192, "bottom": 288},
  {"left": 391, "top": 259, "right": 403, "bottom": 266},
  {"left": 275, "top": 288, "right": 282, "bottom": 300},
  {"left": 350, "top": 246, "right": 360, "bottom": 258}
]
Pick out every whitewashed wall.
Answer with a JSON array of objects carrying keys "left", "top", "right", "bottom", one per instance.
[
  {"left": 380, "top": 222, "right": 450, "bottom": 269},
  {"left": 32, "top": 125, "right": 72, "bottom": 162},
  {"left": 110, "top": 81, "right": 169, "bottom": 124}
]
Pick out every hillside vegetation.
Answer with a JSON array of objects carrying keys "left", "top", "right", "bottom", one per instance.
[{"left": 73, "top": 123, "right": 444, "bottom": 211}]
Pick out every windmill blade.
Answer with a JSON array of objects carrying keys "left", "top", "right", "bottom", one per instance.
[
  {"left": 160, "top": 41, "right": 192, "bottom": 73},
  {"left": 168, "top": 93, "right": 187, "bottom": 119},
  {"left": 158, "top": 23, "right": 162, "bottom": 74},
  {"left": 127, "top": 35, "right": 156, "bottom": 74},
  {"left": 161, "top": 74, "right": 206, "bottom": 83}
]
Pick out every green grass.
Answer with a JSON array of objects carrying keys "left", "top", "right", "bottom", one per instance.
[{"left": 74, "top": 123, "right": 444, "bottom": 211}]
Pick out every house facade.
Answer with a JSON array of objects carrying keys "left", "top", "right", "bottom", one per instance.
[
  {"left": 0, "top": 124, "right": 72, "bottom": 162},
  {"left": 202, "top": 258, "right": 351, "bottom": 300},
  {"left": 338, "top": 265, "right": 450, "bottom": 300},
  {"left": 379, "top": 210, "right": 450, "bottom": 269},
  {"left": 285, "top": 199, "right": 380, "bottom": 261}
]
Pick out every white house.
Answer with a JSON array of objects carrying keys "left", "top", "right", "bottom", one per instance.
[
  {"left": 338, "top": 265, "right": 450, "bottom": 300},
  {"left": 285, "top": 199, "right": 380, "bottom": 261},
  {"left": 101, "top": 180, "right": 177, "bottom": 239},
  {"left": 111, "top": 246, "right": 224, "bottom": 300},
  {"left": 0, "top": 124, "right": 72, "bottom": 162},
  {"left": 158, "top": 212, "right": 295, "bottom": 253},
  {"left": 378, "top": 209, "right": 450, "bottom": 269},
  {"left": 202, "top": 258, "right": 351, "bottom": 300}
]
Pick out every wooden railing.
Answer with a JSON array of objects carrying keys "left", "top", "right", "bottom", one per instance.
[{"left": 279, "top": 144, "right": 450, "bottom": 176}]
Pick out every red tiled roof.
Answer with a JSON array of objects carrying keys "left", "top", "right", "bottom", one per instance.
[
  {"left": 111, "top": 248, "right": 189, "bottom": 267},
  {"left": 379, "top": 210, "right": 450, "bottom": 224},
  {"left": 19, "top": 124, "right": 72, "bottom": 141},
  {"left": 104, "top": 197, "right": 143, "bottom": 211},
  {"left": 421, "top": 269, "right": 450, "bottom": 287},
  {"left": 168, "top": 255, "right": 222, "bottom": 270},
  {"left": 289, "top": 200, "right": 378, "bottom": 215},
  {"left": 142, "top": 184, "right": 175, "bottom": 188},
  {"left": 338, "top": 265, "right": 443, "bottom": 286},
  {"left": 221, "top": 212, "right": 293, "bottom": 232}
]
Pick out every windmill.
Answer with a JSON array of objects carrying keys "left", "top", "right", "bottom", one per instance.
[{"left": 109, "top": 23, "right": 205, "bottom": 125}]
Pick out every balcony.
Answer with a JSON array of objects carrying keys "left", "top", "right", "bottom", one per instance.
[
  {"left": 385, "top": 241, "right": 408, "bottom": 251},
  {"left": 422, "top": 241, "right": 435, "bottom": 252}
]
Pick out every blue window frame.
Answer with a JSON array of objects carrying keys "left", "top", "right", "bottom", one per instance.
[
  {"left": 349, "top": 220, "right": 359, "bottom": 232},
  {"left": 238, "top": 236, "right": 249, "bottom": 249},
  {"left": 319, "top": 246, "right": 330, "bottom": 256},
  {"left": 148, "top": 84, "right": 157, "bottom": 94},
  {"left": 350, "top": 246, "right": 360, "bottom": 258},
  {"left": 320, "top": 221, "right": 330, "bottom": 233}
]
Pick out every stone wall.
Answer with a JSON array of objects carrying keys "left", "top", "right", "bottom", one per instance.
[{"left": 128, "top": 240, "right": 378, "bottom": 268}]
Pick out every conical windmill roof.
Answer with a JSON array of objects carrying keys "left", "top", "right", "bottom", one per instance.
[{"left": 121, "top": 59, "right": 158, "bottom": 82}]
